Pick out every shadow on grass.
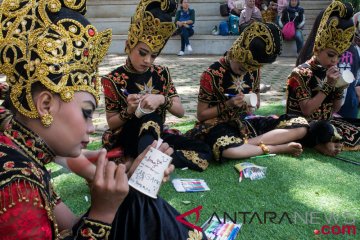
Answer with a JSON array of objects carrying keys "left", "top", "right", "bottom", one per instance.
[
  {"left": 52, "top": 102, "right": 359, "bottom": 239},
  {"left": 159, "top": 151, "right": 360, "bottom": 240}
]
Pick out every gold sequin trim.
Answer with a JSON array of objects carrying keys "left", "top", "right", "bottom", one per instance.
[
  {"left": 79, "top": 218, "right": 111, "bottom": 240},
  {"left": 139, "top": 121, "right": 161, "bottom": 138},
  {"left": 229, "top": 22, "right": 278, "bottom": 72},
  {"left": 213, "top": 136, "right": 242, "bottom": 161},
  {"left": 314, "top": 0, "right": 355, "bottom": 55},
  {"left": 276, "top": 117, "right": 308, "bottom": 129},
  {"left": 0, "top": 0, "right": 112, "bottom": 119},
  {"left": 126, "top": 0, "right": 176, "bottom": 53},
  {"left": 187, "top": 229, "right": 203, "bottom": 240},
  {"left": 181, "top": 150, "right": 209, "bottom": 170}
]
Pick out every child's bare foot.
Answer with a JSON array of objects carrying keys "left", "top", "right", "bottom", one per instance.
[
  {"left": 314, "top": 142, "right": 342, "bottom": 156},
  {"left": 286, "top": 142, "right": 303, "bottom": 156},
  {"left": 268, "top": 142, "right": 303, "bottom": 157}
]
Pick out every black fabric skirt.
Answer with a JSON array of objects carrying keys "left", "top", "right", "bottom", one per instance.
[
  {"left": 299, "top": 118, "right": 360, "bottom": 150},
  {"left": 331, "top": 118, "right": 360, "bottom": 150},
  {"left": 109, "top": 189, "right": 206, "bottom": 240},
  {"left": 103, "top": 112, "right": 212, "bottom": 171}
]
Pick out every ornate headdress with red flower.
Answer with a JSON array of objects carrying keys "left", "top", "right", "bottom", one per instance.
[{"left": 0, "top": 0, "right": 112, "bottom": 119}]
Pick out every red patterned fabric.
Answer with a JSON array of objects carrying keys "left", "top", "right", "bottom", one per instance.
[
  {"left": 200, "top": 71, "right": 213, "bottom": 93},
  {"left": 0, "top": 181, "right": 52, "bottom": 239}
]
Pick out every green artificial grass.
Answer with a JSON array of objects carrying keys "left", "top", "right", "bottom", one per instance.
[{"left": 48, "top": 103, "right": 360, "bottom": 239}]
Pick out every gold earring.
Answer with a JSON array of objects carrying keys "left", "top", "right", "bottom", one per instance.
[{"left": 41, "top": 113, "right": 53, "bottom": 128}]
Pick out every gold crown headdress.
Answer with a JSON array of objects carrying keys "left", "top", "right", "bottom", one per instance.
[
  {"left": 314, "top": 0, "right": 355, "bottom": 55},
  {"left": 0, "top": 0, "right": 112, "bottom": 119},
  {"left": 126, "top": 0, "right": 176, "bottom": 54},
  {"left": 228, "top": 22, "right": 280, "bottom": 72}
]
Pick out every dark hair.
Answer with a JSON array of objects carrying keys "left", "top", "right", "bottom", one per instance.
[{"left": 296, "top": 9, "right": 324, "bottom": 66}]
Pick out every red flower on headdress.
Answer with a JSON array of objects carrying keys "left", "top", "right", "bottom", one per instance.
[
  {"left": 200, "top": 72, "right": 213, "bottom": 93},
  {"left": 3, "top": 161, "right": 14, "bottom": 169}
]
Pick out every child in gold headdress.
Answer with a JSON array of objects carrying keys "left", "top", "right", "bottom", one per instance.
[
  {"left": 286, "top": 0, "right": 360, "bottom": 156},
  {"left": 0, "top": 0, "right": 129, "bottom": 238},
  {"left": 186, "top": 21, "right": 309, "bottom": 162},
  {"left": 102, "top": 0, "right": 212, "bottom": 172},
  {"left": 0, "top": 0, "right": 197, "bottom": 239}
]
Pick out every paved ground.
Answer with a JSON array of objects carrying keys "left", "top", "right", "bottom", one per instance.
[{"left": 0, "top": 54, "right": 297, "bottom": 142}]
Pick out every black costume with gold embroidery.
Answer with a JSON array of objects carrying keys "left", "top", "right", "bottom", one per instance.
[
  {"left": 102, "top": 60, "right": 211, "bottom": 172},
  {"left": 286, "top": 57, "right": 360, "bottom": 150},
  {"left": 286, "top": 0, "right": 360, "bottom": 151},
  {"left": 102, "top": 0, "right": 208, "bottom": 239},
  {"left": 0, "top": 119, "right": 111, "bottom": 239},
  {"left": 186, "top": 56, "right": 308, "bottom": 161},
  {"left": 0, "top": 0, "right": 114, "bottom": 238}
]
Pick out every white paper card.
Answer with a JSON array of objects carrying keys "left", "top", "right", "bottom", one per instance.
[{"left": 128, "top": 147, "right": 172, "bottom": 198}]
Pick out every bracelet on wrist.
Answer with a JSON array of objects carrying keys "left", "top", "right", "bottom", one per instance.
[
  {"left": 320, "top": 82, "right": 335, "bottom": 96},
  {"left": 217, "top": 102, "right": 228, "bottom": 115},
  {"left": 119, "top": 107, "right": 133, "bottom": 120},
  {"left": 161, "top": 95, "right": 173, "bottom": 110}
]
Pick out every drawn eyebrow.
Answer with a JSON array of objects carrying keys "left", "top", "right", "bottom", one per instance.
[{"left": 139, "top": 47, "right": 150, "bottom": 53}]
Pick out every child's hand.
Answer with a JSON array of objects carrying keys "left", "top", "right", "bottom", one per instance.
[
  {"left": 140, "top": 94, "right": 165, "bottom": 110},
  {"left": 126, "top": 94, "right": 141, "bottom": 113},
  {"left": 227, "top": 93, "right": 245, "bottom": 108},
  {"left": 88, "top": 149, "right": 129, "bottom": 224},
  {"left": 326, "top": 66, "right": 341, "bottom": 87}
]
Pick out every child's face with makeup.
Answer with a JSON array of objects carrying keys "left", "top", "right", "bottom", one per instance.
[
  {"left": 315, "top": 48, "right": 340, "bottom": 69},
  {"left": 43, "top": 92, "right": 96, "bottom": 158},
  {"left": 129, "top": 42, "right": 158, "bottom": 72}
]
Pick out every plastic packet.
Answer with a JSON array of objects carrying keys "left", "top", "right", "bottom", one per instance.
[{"left": 235, "top": 162, "right": 267, "bottom": 181}]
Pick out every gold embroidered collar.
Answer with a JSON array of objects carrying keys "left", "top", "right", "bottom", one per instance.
[{"left": 4, "top": 119, "right": 55, "bottom": 167}]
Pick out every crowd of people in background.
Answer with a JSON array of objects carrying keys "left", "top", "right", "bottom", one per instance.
[{"left": 175, "top": 0, "right": 306, "bottom": 56}]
